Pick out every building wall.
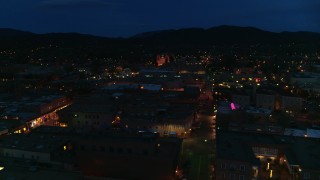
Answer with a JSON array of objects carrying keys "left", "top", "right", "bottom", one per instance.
[
  {"left": 232, "top": 94, "right": 251, "bottom": 107},
  {"left": 153, "top": 124, "right": 188, "bottom": 137},
  {"left": 281, "top": 96, "right": 303, "bottom": 111},
  {"left": 252, "top": 146, "right": 279, "bottom": 157},
  {"left": 40, "top": 96, "right": 69, "bottom": 115},
  {"left": 75, "top": 138, "right": 181, "bottom": 180},
  {"left": 151, "top": 115, "right": 193, "bottom": 137},
  {"left": 290, "top": 77, "right": 317, "bottom": 86},
  {"left": 256, "top": 94, "right": 275, "bottom": 110},
  {"left": 60, "top": 112, "right": 114, "bottom": 129},
  {"left": 300, "top": 169, "right": 320, "bottom": 180},
  {"left": 215, "top": 159, "right": 255, "bottom": 180},
  {"left": 0, "top": 129, "right": 8, "bottom": 136},
  {"left": 0, "top": 148, "right": 51, "bottom": 163}
]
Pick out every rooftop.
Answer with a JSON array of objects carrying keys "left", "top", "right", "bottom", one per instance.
[
  {"left": 216, "top": 130, "right": 259, "bottom": 164},
  {"left": 217, "top": 130, "right": 320, "bottom": 170},
  {"left": 0, "top": 133, "right": 69, "bottom": 153}
]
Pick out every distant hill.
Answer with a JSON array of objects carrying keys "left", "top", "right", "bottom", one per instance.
[
  {"left": 0, "top": 28, "right": 35, "bottom": 38},
  {"left": 0, "top": 26, "right": 319, "bottom": 63},
  {"left": 0, "top": 26, "right": 320, "bottom": 45},
  {"left": 131, "top": 25, "right": 320, "bottom": 44}
]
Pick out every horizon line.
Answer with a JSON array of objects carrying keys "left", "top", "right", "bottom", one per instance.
[{"left": 1, "top": 25, "right": 320, "bottom": 39}]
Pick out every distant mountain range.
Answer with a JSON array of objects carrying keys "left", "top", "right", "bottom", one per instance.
[
  {"left": 1, "top": 25, "right": 320, "bottom": 44},
  {"left": 133, "top": 26, "right": 320, "bottom": 45},
  {"left": 0, "top": 28, "right": 34, "bottom": 38},
  {"left": 0, "top": 26, "right": 319, "bottom": 64}
]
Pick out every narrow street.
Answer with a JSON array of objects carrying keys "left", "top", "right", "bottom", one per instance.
[{"left": 179, "top": 90, "right": 216, "bottom": 180}]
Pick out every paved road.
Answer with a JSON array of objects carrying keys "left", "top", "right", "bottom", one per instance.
[{"left": 180, "top": 111, "right": 215, "bottom": 180}]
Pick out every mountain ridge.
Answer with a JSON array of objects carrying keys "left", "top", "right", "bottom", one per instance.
[
  {"left": 0, "top": 25, "right": 319, "bottom": 64},
  {"left": 1, "top": 25, "right": 320, "bottom": 40}
]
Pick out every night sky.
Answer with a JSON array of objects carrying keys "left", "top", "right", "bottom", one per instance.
[{"left": 1, "top": 0, "right": 319, "bottom": 37}]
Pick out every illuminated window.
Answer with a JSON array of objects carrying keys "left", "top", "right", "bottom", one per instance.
[{"left": 60, "top": 123, "right": 68, "bottom": 128}]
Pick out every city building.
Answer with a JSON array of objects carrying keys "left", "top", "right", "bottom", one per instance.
[
  {"left": 256, "top": 90, "right": 275, "bottom": 110},
  {"left": 215, "top": 130, "right": 320, "bottom": 180}
]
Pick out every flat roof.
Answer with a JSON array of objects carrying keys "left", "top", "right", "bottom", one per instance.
[
  {"left": 0, "top": 133, "right": 69, "bottom": 153},
  {"left": 0, "top": 164, "right": 82, "bottom": 180},
  {"left": 216, "top": 131, "right": 259, "bottom": 164},
  {"left": 217, "top": 130, "right": 320, "bottom": 170}
]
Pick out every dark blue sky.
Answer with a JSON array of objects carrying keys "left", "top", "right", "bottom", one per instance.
[{"left": 0, "top": 0, "right": 319, "bottom": 37}]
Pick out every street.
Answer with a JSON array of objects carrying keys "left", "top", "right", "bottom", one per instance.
[{"left": 179, "top": 91, "right": 216, "bottom": 180}]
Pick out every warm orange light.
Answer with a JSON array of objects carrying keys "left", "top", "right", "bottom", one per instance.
[{"left": 60, "top": 123, "right": 68, "bottom": 128}]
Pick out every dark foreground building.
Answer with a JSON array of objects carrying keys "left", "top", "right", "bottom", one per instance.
[
  {"left": 216, "top": 130, "right": 320, "bottom": 180},
  {"left": 0, "top": 126, "right": 182, "bottom": 180}
]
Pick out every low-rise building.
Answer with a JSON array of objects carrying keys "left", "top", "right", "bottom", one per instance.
[
  {"left": 0, "top": 133, "right": 70, "bottom": 164},
  {"left": 256, "top": 91, "right": 275, "bottom": 110},
  {"left": 32, "top": 126, "right": 182, "bottom": 180},
  {"left": 216, "top": 131, "right": 260, "bottom": 180},
  {"left": 232, "top": 94, "right": 251, "bottom": 107},
  {"left": 215, "top": 130, "right": 320, "bottom": 180},
  {"left": 281, "top": 95, "right": 303, "bottom": 112}
]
